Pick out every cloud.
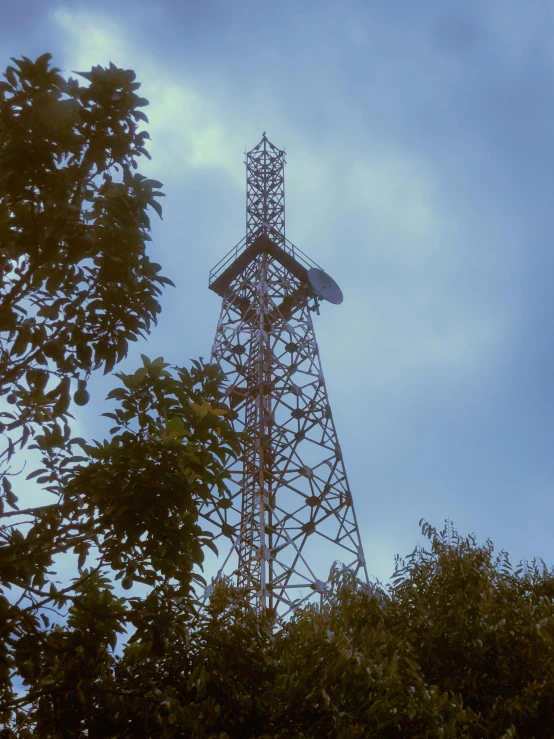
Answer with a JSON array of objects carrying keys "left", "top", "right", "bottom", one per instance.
[
  {"left": 430, "top": 6, "right": 481, "bottom": 55},
  {"left": 27, "top": 0, "right": 544, "bottom": 597},
  {"left": 349, "top": 152, "right": 443, "bottom": 260},
  {"left": 51, "top": 3, "right": 512, "bottom": 426},
  {"left": 284, "top": 141, "right": 444, "bottom": 259},
  {"left": 285, "top": 140, "right": 507, "bottom": 393},
  {"left": 361, "top": 530, "right": 413, "bottom": 584},
  {"left": 52, "top": 7, "right": 244, "bottom": 185}
]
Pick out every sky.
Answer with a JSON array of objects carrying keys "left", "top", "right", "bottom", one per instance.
[{"left": 3, "top": 0, "right": 554, "bottom": 585}]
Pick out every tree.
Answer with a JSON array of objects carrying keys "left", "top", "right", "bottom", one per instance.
[
  {"left": 0, "top": 53, "right": 240, "bottom": 736},
  {"left": 0, "top": 52, "right": 171, "bottom": 488},
  {"left": 13, "top": 515, "right": 552, "bottom": 738},
  {"left": 263, "top": 521, "right": 554, "bottom": 737},
  {"left": 133, "top": 522, "right": 553, "bottom": 739},
  {"left": 1, "top": 356, "right": 239, "bottom": 736}
]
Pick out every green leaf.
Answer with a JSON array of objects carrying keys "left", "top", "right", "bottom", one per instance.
[
  {"left": 2, "top": 477, "right": 19, "bottom": 510},
  {"left": 166, "top": 417, "right": 185, "bottom": 435},
  {"left": 78, "top": 551, "right": 87, "bottom": 570},
  {"left": 149, "top": 198, "right": 163, "bottom": 219},
  {"left": 143, "top": 179, "right": 163, "bottom": 189},
  {"left": 106, "top": 387, "right": 128, "bottom": 401}
]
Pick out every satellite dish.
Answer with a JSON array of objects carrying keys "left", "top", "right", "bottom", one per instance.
[{"left": 307, "top": 268, "right": 344, "bottom": 305}]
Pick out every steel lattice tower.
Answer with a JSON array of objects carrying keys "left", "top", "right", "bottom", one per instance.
[{"left": 202, "top": 134, "right": 368, "bottom": 617}]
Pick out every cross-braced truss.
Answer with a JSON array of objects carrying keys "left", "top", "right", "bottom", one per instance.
[
  {"left": 201, "top": 134, "right": 368, "bottom": 618},
  {"left": 246, "top": 133, "right": 286, "bottom": 247}
]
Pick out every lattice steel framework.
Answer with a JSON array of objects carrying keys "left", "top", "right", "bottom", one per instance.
[{"left": 201, "top": 134, "right": 368, "bottom": 617}]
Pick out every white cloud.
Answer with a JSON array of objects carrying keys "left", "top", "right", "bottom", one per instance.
[
  {"left": 51, "top": 5, "right": 510, "bottom": 401},
  {"left": 286, "top": 140, "right": 506, "bottom": 391},
  {"left": 52, "top": 8, "right": 244, "bottom": 184},
  {"left": 361, "top": 533, "right": 399, "bottom": 584},
  {"left": 350, "top": 153, "right": 442, "bottom": 260},
  {"left": 285, "top": 138, "right": 445, "bottom": 263},
  {"left": 40, "top": 0, "right": 536, "bottom": 597}
]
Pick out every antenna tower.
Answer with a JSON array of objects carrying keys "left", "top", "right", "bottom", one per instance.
[{"left": 202, "top": 134, "right": 368, "bottom": 617}]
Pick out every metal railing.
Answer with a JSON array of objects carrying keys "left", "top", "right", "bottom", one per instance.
[{"left": 209, "top": 230, "right": 322, "bottom": 287}]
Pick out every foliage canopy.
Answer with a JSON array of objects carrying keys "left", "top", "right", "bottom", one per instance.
[
  {"left": 0, "top": 53, "right": 239, "bottom": 736},
  {"left": 0, "top": 52, "right": 171, "bottom": 467}
]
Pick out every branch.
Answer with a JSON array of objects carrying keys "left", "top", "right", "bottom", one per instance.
[{"left": 0, "top": 503, "right": 56, "bottom": 518}]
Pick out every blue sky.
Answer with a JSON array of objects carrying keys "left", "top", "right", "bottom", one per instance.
[{"left": 3, "top": 0, "right": 554, "bottom": 583}]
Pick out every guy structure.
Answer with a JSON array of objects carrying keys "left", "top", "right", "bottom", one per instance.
[{"left": 202, "top": 134, "right": 368, "bottom": 617}]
